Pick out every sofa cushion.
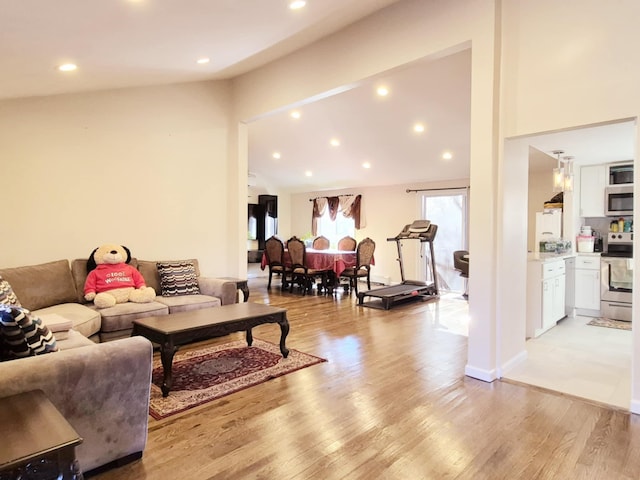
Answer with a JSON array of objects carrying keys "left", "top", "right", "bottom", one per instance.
[
  {"left": 0, "top": 260, "right": 77, "bottom": 311},
  {"left": 34, "top": 303, "right": 101, "bottom": 339},
  {"left": 154, "top": 294, "right": 221, "bottom": 314},
  {"left": 38, "top": 313, "right": 73, "bottom": 340},
  {"left": 56, "top": 329, "right": 95, "bottom": 350},
  {"left": 137, "top": 259, "right": 200, "bottom": 295},
  {"left": 156, "top": 261, "right": 200, "bottom": 296},
  {"left": 0, "top": 275, "right": 21, "bottom": 306},
  {"left": 0, "top": 305, "right": 58, "bottom": 361},
  {"left": 95, "top": 301, "right": 168, "bottom": 334}
]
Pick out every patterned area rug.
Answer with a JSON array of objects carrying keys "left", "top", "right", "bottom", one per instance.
[
  {"left": 587, "top": 317, "right": 632, "bottom": 331},
  {"left": 149, "top": 339, "right": 326, "bottom": 419}
]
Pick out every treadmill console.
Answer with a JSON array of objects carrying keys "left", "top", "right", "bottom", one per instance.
[{"left": 388, "top": 220, "right": 438, "bottom": 242}]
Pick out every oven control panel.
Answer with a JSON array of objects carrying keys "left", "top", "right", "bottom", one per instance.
[{"left": 609, "top": 232, "right": 633, "bottom": 243}]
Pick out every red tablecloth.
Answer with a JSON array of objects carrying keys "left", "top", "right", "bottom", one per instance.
[{"left": 261, "top": 248, "right": 369, "bottom": 277}]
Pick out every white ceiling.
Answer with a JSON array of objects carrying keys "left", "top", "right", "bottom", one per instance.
[
  {"left": 2, "top": 0, "right": 635, "bottom": 192},
  {"left": 0, "top": 0, "right": 401, "bottom": 100},
  {"left": 248, "top": 49, "right": 473, "bottom": 193}
]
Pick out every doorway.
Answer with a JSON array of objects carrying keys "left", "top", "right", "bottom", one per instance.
[
  {"left": 420, "top": 189, "right": 468, "bottom": 293},
  {"left": 501, "top": 119, "right": 636, "bottom": 410}
]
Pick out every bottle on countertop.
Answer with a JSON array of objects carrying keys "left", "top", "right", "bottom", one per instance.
[
  {"left": 619, "top": 217, "right": 625, "bottom": 233},
  {"left": 611, "top": 220, "right": 619, "bottom": 232}
]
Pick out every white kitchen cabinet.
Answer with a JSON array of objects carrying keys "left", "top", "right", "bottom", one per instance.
[
  {"left": 575, "top": 254, "right": 601, "bottom": 315},
  {"left": 564, "top": 257, "right": 575, "bottom": 316},
  {"left": 527, "top": 258, "right": 566, "bottom": 338},
  {"left": 580, "top": 164, "right": 607, "bottom": 217}
]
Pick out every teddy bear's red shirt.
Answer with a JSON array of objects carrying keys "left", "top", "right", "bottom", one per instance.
[{"left": 84, "top": 263, "right": 147, "bottom": 295}]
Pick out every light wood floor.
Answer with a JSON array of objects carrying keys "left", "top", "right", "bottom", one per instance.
[{"left": 91, "top": 275, "right": 640, "bottom": 480}]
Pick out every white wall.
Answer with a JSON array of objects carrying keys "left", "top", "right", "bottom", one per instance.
[
  {"left": 501, "top": 0, "right": 640, "bottom": 412},
  {"left": 0, "top": 81, "right": 233, "bottom": 276}
]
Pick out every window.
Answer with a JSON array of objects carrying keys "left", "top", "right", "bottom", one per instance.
[{"left": 317, "top": 207, "right": 355, "bottom": 248}]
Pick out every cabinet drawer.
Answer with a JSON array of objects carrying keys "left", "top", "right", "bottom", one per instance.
[
  {"left": 542, "top": 261, "right": 565, "bottom": 278},
  {"left": 576, "top": 256, "right": 600, "bottom": 270}
]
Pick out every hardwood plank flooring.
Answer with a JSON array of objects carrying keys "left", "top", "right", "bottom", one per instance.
[{"left": 90, "top": 277, "right": 640, "bottom": 480}]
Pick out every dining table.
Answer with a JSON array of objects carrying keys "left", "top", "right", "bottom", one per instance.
[{"left": 260, "top": 248, "right": 360, "bottom": 277}]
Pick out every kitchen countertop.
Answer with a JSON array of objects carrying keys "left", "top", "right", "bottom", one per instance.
[{"left": 527, "top": 252, "right": 576, "bottom": 262}]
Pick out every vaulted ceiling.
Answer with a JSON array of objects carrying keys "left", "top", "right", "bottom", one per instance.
[{"left": 2, "top": 0, "right": 634, "bottom": 193}]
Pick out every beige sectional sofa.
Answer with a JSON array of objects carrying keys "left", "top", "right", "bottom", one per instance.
[{"left": 0, "top": 257, "right": 239, "bottom": 474}]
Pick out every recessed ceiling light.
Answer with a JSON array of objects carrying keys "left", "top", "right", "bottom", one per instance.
[
  {"left": 413, "top": 123, "right": 425, "bottom": 133},
  {"left": 197, "top": 58, "right": 210, "bottom": 64},
  {"left": 290, "top": 110, "right": 301, "bottom": 119},
  {"left": 272, "top": 152, "right": 281, "bottom": 159},
  {"left": 376, "top": 86, "right": 389, "bottom": 97},
  {"left": 58, "top": 63, "right": 77, "bottom": 72},
  {"left": 442, "top": 152, "right": 453, "bottom": 160},
  {"left": 305, "top": 170, "right": 313, "bottom": 177},
  {"left": 289, "top": 0, "right": 306, "bottom": 10},
  {"left": 330, "top": 138, "right": 341, "bottom": 147},
  {"left": 362, "top": 162, "right": 371, "bottom": 169}
]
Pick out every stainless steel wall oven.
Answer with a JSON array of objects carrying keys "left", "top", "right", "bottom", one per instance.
[{"left": 601, "top": 232, "right": 633, "bottom": 321}]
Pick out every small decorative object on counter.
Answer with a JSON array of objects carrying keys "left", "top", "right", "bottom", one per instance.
[{"left": 611, "top": 220, "right": 619, "bottom": 232}]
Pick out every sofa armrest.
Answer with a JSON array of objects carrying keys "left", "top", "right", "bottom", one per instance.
[
  {"left": 0, "top": 336, "right": 153, "bottom": 473},
  {"left": 198, "top": 277, "right": 238, "bottom": 305}
]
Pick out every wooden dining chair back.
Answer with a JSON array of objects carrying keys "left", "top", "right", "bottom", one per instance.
[
  {"left": 312, "top": 235, "right": 330, "bottom": 250},
  {"left": 337, "top": 236, "right": 357, "bottom": 251},
  {"left": 264, "top": 236, "right": 285, "bottom": 289},
  {"left": 339, "top": 237, "right": 376, "bottom": 296},
  {"left": 285, "top": 236, "right": 309, "bottom": 294}
]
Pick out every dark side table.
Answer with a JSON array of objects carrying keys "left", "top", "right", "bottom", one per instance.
[
  {"left": 0, "top": 390, "right": 84, "bottom": 480},
  {"left": 219, "top": 277, "right": 249, "bottom": 302}
]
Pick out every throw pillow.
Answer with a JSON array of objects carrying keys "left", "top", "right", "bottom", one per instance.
[
  {"left": 0, "top": 304, "right": 58, "bottom": 361},
  {"left": 156, "top": 261, "right": 200, "bottom": 297},
  {"left": 0, "top": 275, "right": 21, "bottom": 306}
]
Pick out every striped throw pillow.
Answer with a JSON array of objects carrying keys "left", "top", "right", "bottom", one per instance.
[
  {"left": 0, "top": 276, "right": 20, "bottom": 306},
  {"left": 0, "top": 304, "right": 58, "bottom": 361},
  {"left": 156, "top": 261, "right": 200, "bottom": 297}
]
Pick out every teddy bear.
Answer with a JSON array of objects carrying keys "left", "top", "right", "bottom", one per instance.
[{"left": 84, "top": 243, "right": 156, "bottom": 309}]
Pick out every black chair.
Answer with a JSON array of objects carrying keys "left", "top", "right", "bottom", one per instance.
[
  {"left": 339, "top": 237, "right": 375, "bottom": 296},
  {"left": 453, "top": 250, "right": 469, "bottom": 298},
  {"left": 264, "top": 236, "right": 285, "bottom": 289}
]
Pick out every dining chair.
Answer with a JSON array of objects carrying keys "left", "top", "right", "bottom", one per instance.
[
  {"left": 339, "top": 237, "right": 375, "bottom": 296},
  {"left": 312, "top": 235, "right": 330, "bottom": 250},
  {"left": 264, "top": 236, "right": 285, "bottom": 289},
  {"left": 286, "top": 236, "right": 329, "bottom": 295},
  {"left": 337, "top": 236, "right": 357, "bottom": 251}
]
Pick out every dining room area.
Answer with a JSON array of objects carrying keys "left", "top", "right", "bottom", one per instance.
[{"left": 258, "top": 234, "right": 376, "bottom": 297}]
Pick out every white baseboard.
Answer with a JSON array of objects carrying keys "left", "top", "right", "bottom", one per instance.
[
  {"left": 464, "top": 364, "right": 497, "bottom": 382},
  {"left": 369, "top": 274, "right": 391, "bottom": 285},
  {"left": 497, "top": 350, "right": 528, "bottom": 378}
]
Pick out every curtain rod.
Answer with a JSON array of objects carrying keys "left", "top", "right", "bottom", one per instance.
[
  {"left": 309, "top": 193, "right": 354, "bottom": 202},
  {"left": 406, "top": 186, "right": 469, "bottom": 193}
]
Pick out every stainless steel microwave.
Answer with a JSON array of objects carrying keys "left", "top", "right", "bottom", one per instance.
[{"left": 605, "top": 185, "right": 633, "bottom": 216}]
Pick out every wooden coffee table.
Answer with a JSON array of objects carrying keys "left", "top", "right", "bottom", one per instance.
[{"left": 131, "top": 303, "right": 289, "bottom": 397}]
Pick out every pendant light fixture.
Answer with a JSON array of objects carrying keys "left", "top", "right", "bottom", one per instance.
[
  {"left": 552, "top": 150, "right": 565, "bottom": 192},
  {"left": 562, "top": 155, "right": 574, "bottom": 192}
]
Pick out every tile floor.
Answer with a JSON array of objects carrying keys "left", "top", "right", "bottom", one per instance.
[
  {"left": 503, "top": 314, "right": 632, "bottom": 409},
  {"left": 249, "top": 262, "right": 633, "bottom": 410}
]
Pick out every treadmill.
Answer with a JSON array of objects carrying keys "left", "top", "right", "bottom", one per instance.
[{"left": 358, "top": 220, "right": 439, "bottom": 310}]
